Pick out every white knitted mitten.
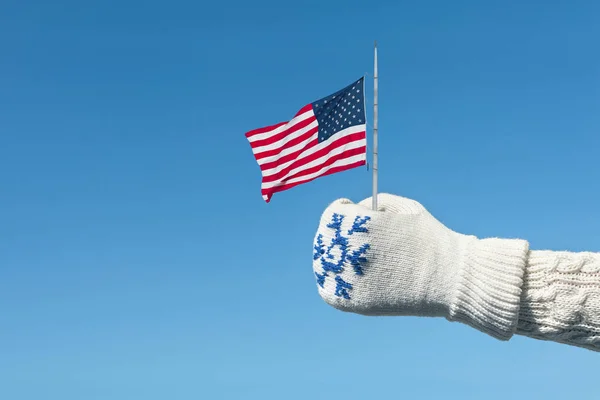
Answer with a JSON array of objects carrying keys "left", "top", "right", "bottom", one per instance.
[{"left": 312, "top": 193, "right": 530, "bottom": 340}]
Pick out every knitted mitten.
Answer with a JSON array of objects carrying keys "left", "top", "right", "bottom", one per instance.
[{"left": 312, "top": 193, "right": 530, "bottom": 340}]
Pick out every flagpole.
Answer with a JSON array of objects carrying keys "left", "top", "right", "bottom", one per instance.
[{"left": 372, "top": 41, "right": 379, "bottom": 210}]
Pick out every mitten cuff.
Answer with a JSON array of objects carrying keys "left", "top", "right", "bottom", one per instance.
[{"left": 448, "top": 237, "right": 530, "bottom": 340}]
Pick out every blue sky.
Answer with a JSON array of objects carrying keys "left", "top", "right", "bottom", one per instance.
[{"left": 1, "top": 0, "right": 599, "bottom": 398}]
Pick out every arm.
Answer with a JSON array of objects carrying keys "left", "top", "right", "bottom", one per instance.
[
  {"left": 517, "top": 250, "right": 600, "bottom": 351},
  {"left": 312, "top": 194, "right": 600, "bottom": 352}
]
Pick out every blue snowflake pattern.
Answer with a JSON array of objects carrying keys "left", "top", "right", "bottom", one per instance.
[{"left": 313, "top": 213, "right": 371, "bottom": 299}]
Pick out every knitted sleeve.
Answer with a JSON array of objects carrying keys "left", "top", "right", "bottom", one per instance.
[{"left": 517, "top": 250, "right": 600, "bottom": 351}]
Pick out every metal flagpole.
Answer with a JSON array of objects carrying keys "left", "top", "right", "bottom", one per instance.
[{"left": 372, "top": 41, "right": 379, "bottom": 210}]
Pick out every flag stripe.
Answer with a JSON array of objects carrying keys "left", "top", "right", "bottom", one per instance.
[
  {"left": 284, "top": 147, "right": 367, "bottom": 183},
  {"left": 252, "top": 117, "right": 318, "bottom": 155},
  {"left": 257, "top": 124, "right": 364, "bottom": 170},
  {"left": 255, "top": 132, "right": 318, "bottom": 166},
  {"left": 262, "top": 128, "right": 365, "bottom": 176},
  {"left": 261, "top": 147, "right": 366, "bottom": 189},
  {"left": 249, "top": 112, "right": 316, "bottom": 149},
  {"left": 260, "top": 135, "right": 366, "bottom": 183},
  {"left": 258, "top": 138, "right": 319, "bottom": 171},
  {"left": 245, "top": 105, "right": 314, "bottom": 141},
  {"left": 260, "top": 158, "right": 366, "bottom": 197},
  {"left": 245, "top": 121, "right": 287, "bottom": 139}
]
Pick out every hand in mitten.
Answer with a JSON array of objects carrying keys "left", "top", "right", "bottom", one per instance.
[{"left": 312, "top": 193, "right": 530, "bottom": 340}]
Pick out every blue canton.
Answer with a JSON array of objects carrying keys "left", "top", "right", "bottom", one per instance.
[
  {"left": 313, "top": 213, "right": 370, "bottom": 300},
  {"left": 311, "top": 77, "right": 365, "bottom": 143}
]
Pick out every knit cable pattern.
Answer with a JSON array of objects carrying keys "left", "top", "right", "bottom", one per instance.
[{"left": 517, "top": 250, "right": 600, "bottom": 351}]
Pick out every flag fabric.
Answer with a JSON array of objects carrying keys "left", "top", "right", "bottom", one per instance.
[{"left": 245, "top": 77, "right": 367, "bottom": 203}]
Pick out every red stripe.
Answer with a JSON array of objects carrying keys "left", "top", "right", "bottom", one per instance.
[
  {"left": 292, "top": 104, "right": 313, "bottom": 117},
  {"left": 245, "top": 104, "right": 313, "bottom": 138},
  {"left": 266, "top": 146, "right": 366, "bottom": 186},
  {"left": 261, "top": 131, "right": 366, "bottom": 183},
  {"left": 254, "top": 127, "right": 318, "bottom": 161},
  {"left": 245, "top": 121, "right": 287, "bottom": 138},
  {"left": 259, "top": 138, "right": 318, "bottom": 171},
  {"left": 260, "top": 160, "right": 366, "bottom": 198},
  {"left": 249, "top": 114, "right": 316, "bottom": 149}
]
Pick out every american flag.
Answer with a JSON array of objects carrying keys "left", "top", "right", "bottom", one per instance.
[{"left": 245, "top": 77, "right": 367, "bottom": 202}]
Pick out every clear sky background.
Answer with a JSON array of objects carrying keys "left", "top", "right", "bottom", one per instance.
[{"left": 1, "top": 0, "right": 599, "bottom": 399}]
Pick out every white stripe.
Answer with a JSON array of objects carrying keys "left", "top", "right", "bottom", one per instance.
[
  {"left": 262, "top": 138, "right": 366, "bottom": 182},
  {"left": 261, "top": 152, "right": 366, "bottom": 190},
  {"left": 257, "top": 124, "right": 365, "bottom": 167},
  {"left": 256, "top": 131, "right": 318, "bottom": 166},
  {"left": 251, "top": 118, "right": 318, "bottom": 155},
  {"left": 247, "top": 109, "right": 314, "bottom": 143}
]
